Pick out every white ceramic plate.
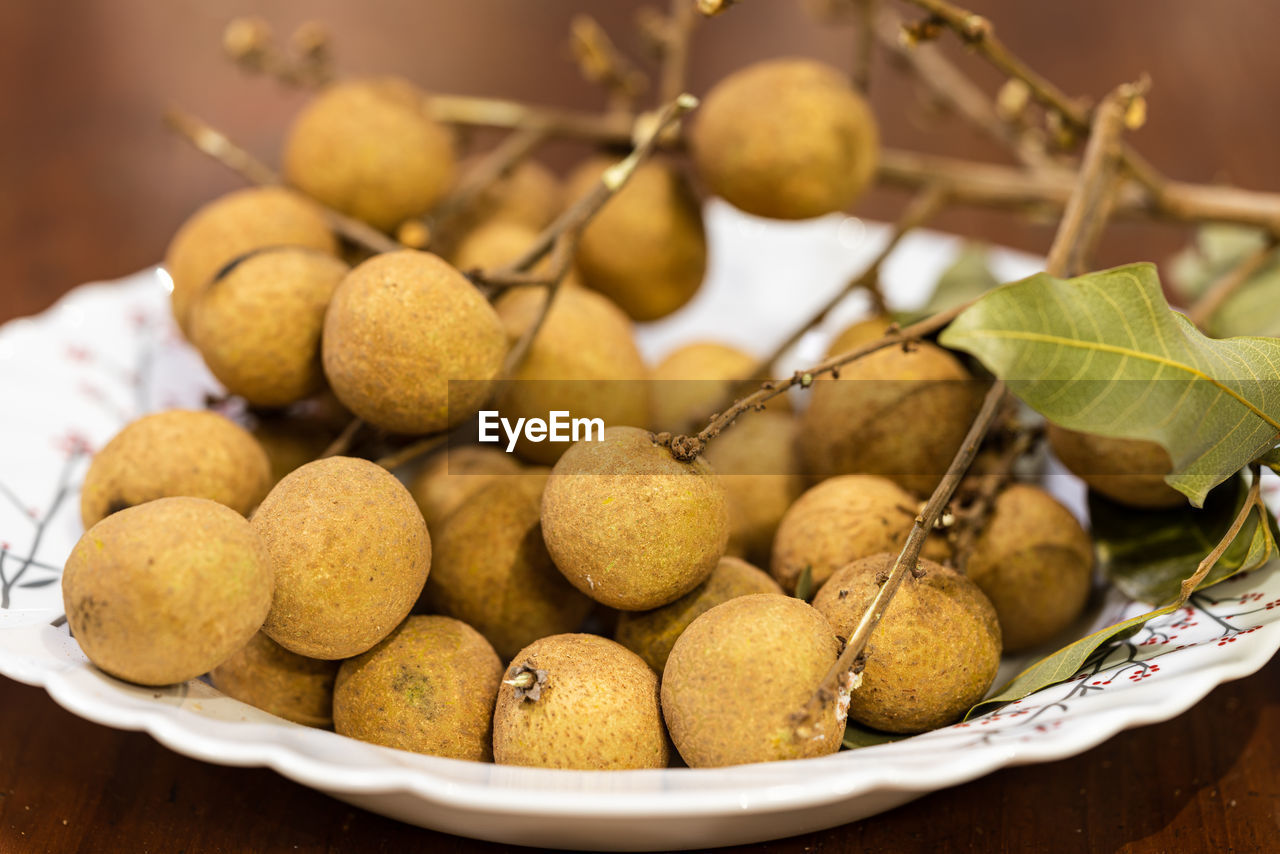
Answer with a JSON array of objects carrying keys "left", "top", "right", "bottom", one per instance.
[{"left": 2, "top": 202, "right": 1278, "bottom": 851}]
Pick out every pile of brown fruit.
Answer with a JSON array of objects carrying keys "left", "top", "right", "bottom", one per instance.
[{"left": 61, "top": 42, "right": 1178, "bottom": 771}]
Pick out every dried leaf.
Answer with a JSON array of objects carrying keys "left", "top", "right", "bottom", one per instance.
[
  {"left": 939, "top": 263, "right": 1280, "bottom": 506},
  {"left": 793, "top": 565, "right": 814, "bottom": 602},
  {"left": 841, "top": 721, "right": 906, "bottom": 750}
]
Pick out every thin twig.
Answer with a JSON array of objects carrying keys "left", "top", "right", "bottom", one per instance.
[
  {"left": 428, "top": 94, "right": 641, "bottom": 146},
  {"left": 320, "top": 418, "right": 364, "bottom": 459},
  {"left": 498, "top": 238, "right": 577, "bottom": 376},
  {"left": 852, "top": 0, "right": 877, "bottom": 93},
  {"left": 748, "top": 184, "right": 949, "bottom": 378},
  {"left": 663, "top": 298, "right": 971, "bottom": 461},
  {"left": 790, "top": 78, "right": 1134, "bottom": 732},
  {"left": 570, "top": 15, "right": 649, "bottom": 113},
  {"left": 375, "top": 433, "right": 448, "bottom": 471},
  {"left": 1186, "top": 235, "right": 1280, "bottom": 329},
  {"left": 874, "top": 7, "right": 1047, "bottom": 167},
  {"left": 949, "top": 420, "right": 1042, "bottom": 571},
  {"left": 223, "top": 17, "right": 334, "bottom": 89},
  {"left": 1175, "top": 465, "right": 1264, "bottom": 605},
  {"left": 163, "top": 108, "right": 404, "bottom": 255}
]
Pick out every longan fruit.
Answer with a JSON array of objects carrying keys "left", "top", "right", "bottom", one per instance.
[
  {"left": 80, "top": 409, "right": 271, "bottom": 529},
  {"left": 812, "top": 554, "right": 1001, "bottom": 734},
  {"left": 650, "top": 341, "right": 788, "bottom": 433},
  {"left": 283, "top": 76, "right": 455, "bottom": 231},
  {"left": 165, "top": 186, "right": 336, "bottom": 335},
  {"left": 566, "top": 157, "right": 707, "bottom": 321},
  {"left": 691, "top": 59, "right": 879, "bottom": 220},
  {"left": 541, "top": 426, "right": 728, "bottom": 611},
  {"left": 210, "top": 632, "right": 339, "bottom": 728},
  {"left": 322, "top": 250, "right": 507, "bottom": 435},
  {"left": 408, "top": 445, "right": 524, "bottom": 533},
  {"left": 63, "top": 497, "right": 274, "bottom": 686},
  {"left": 1047, "top": 424, "right": 1185, "bottom": 509}
]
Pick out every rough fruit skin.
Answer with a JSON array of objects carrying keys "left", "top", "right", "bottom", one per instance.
[
  {"left": 703, "top": 411, "right": 803, "bottom": 566},
  {"left": 80, "top": 409, "right": 272, "bottom": 530},
  {"left": 210, "top": 631, "right": 339, "bottom": 727},
  {"left": 797, "top": 341, "right": 982, "bottom": 494},
  {"left": 63, "top": 497, "right": 274, "bottom": 686},
  {"left": 615, "top": 556, "right": 782, "bottom": 674},
  {"left": 252, "top": 456, "right": 430, "bottom": 659},
  {"left": 165, "top": 186, "right": 336, "bottom": 335},
  {"left": 322, "top": 250, "right": 507, "bottom": 434},
  {"left": 493, "top": 286, "right": 649, "bottom": 464},
  {"left": 334, "top": 616, "right": 502, "bottom": 761},
  {"left": 813, "top": 554, "right": 1001, "bottom": 733},
  {"left": 189, "top": 247, "right": 349, "bottom": 407},
  {"left": 252, "top": 416, "right": 338, "bottom": 488},
  {"left": 408, "top": 445, "right": 524, "bottom": 533},
  {"left": 661, "top": 594, "right": 844, "bottom": 768},
  {"left": 541, "top": 426, "right": 729, "bottom": 610},
  {"left": 771, "top": 474, "right": 947, "bottom": 594},
  {"left": 429, "top": 157, "right": 563, "bottom": 260},
  {"left": 650, "top": 341, "right": 789, "bottom": 434},
  {"left": 691, "top": 58, "right": 879, "bottom": 220},
  {"left": 424, "top": 479, "right": 594, "bottom": 661},
  {"left": 492, "top": 633, "right": 668, "bottom": 770},
  {"left": 1047, "top": 424, "right": 1185, "bottom": 509},
  {"left": 967, "top": 484, "right": 1095, "bottom": 652},
  {"left": 566, "top": 157, "right": 707, "bottom": 322},
  {"left": 283, "top": 77, "right": 455, "bottom": 231}
]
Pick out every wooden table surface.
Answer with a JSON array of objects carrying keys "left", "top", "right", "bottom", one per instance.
[{"left": 3, "top": 2, "right": 1279, "bottom": 851}]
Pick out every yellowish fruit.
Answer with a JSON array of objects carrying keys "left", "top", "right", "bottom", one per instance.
[
  {"left": 541, "top": 426, "right": 729, "bottom": 610},
  {"left": 252, "top": 456, "right": 430, "bottom": 659},
  {"left": 615, "top": 556, "right": 781, "bottom": 674},
  {"left": 251, "top": 415, "right": 338, "bottom": 488},
  {"left": 210, "top": 631, "right": 339, "bottom": 727},
  {"left": 424, "top": 479, "right": 594, "bottom": 660},
  {"left": 661, "top": 594, "right": 844, "bottom": 767},
  {"left": 691, "top": 59, "right": 879, "bottom": 220},
  {"left": 703, "top": 411, "right": 804, "bottom": 565},
  {"left": 189, "top": 247, "right": 349, "bottom": 407},
  {"left": 812, "top": 554, "right": 1001, "bottom": 733},
  {"left": 322, "top": 250, "right": 507, "bottom": 434},
  {"left": 165, "top": 186, "right": 336, "bottom": 336},
  {"left": 1047, "top": 424, "right": 1185, "bottom": 509},
  {"left": 493, "top": 285, "right": 649, "bottom": 464},
  {"left": 283, "top": 76, "right": 455, "bottom": 231},
  {"left": 334, "top": 616, "right": 502, "bottom": 760},
  {"left": 824, "top": 315, "right": 893, "bottom": 358},
  {"left": 63, "top": 497, "right": 274, "bottom": 686},
  {"left": 650, "top": 341, "right": 788, "bottom": 433},
  {"left": 80, "top": 409, "right": 271, "bottom": 529},
  {"left": 771, "top": 474, "right": 947, "bottom": 594},
  {"left": 967, "top": 484, "right": 1094, "bottom": 651},
  {"left": 566, "top": 157, "right": 706, "bottom": 321},
  {"left": 492, "top": 633, "right": 668, "bottom": 770},
  {"left": 408, "top": 445, "right": 524, "bottom": 533},
  {"left": 797, "top": 341, "right": 982, "bottom": 494}
]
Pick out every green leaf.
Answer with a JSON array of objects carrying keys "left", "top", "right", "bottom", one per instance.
[
  {"left": 965, "top": 602, "right": 1179, "bottom": 719},
  {"left": 841, "top": 721, "right": 906, "bottom": 750},
  {"left": 1092, "top": 473, "right": 1280, "bottom": 605},
  {"left": 938, "top": 262, "right": 1280, "bottom": 507},
  {"left": 1170, "top": 224, "right": 1270, "bottom": 301},
  {"left": 1169, "top": 225, "right": 1280, "bottom": 338},
  {"left": 793, "top": 565, "right": 814, "bottom": 602},
  {"left": 1257, "top": 446, "right": 1280, "bottom": 475},
  {"left": 897, "top": 245, "right": 1000, "bottom": 325}
]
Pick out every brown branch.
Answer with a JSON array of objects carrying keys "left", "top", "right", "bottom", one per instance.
[
  {"left": 790, "top": 75, "right": 1134, "bottom": 732},
  {"left": 569, "top": 15, "right": 649, "bottom": 113},
  {"left": 498, "top": 238, "right": 577, "bottom": 376},
  {"left": 1045, "top": 84, "right": 1140, "bottom": 276},
  {"left": 949, "top": 420, "right": 1041, "bottom": 572},
  {"left": 375, "top": 433, "right": 448, "bottom": 471},
  {"left": 428, "top": 94, "right": 641, "bottom": 145},
  {"left": 663, "top": 298, "right": 971, "bottom": 461},
  {"left": 658, "top": 0, "right": 699, "bottom": 133},
  {"left": 874, "top": 7, "right": 1047, "bottom": 167},
  {"left": 748, "top": 184, "right": 949, "bottom": 378},
  {"left": 223, "top": 17, "right": 334, "bottom": 89},
  {"left": 1175, "top": 464, "right": 1263, "bottom": 606},
  {"left": 852, "top": 0, "right": 877, "bottom": 93},
  {"left": 1186, "top": 235, "right": 1280, "bottom": 330},
  {"left": 490, "top": 94, "right": 699, "bottom": 279},
  {"left": 163, "top": 108, "right": 404, "bottom": 255},
  {"left": 320, "top": 418, "right": 364, "bottom": 459}
]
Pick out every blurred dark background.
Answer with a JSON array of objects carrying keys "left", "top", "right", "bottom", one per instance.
[{"left": 2, "top": 0, "right": 1279, "bottom": 322}]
